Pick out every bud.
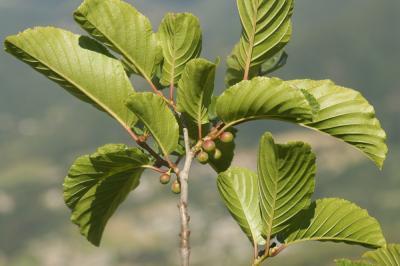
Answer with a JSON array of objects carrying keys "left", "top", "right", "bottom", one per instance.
[
  {"left": 171, "top": 180, "right": 181, "bottom": 194},
  {"left": 159, "top": 173, "right": 171, "bottom": 184},
  {"left": 213, "top": 148, "right": 222, "bottom": 160},
  {"left": 197, "top": 151, "right": 209, "bottom": 164},
  {"left": 202, "top": 140, "right": 216, "bottom": 152},
  {"left": 219, "top": 132, "right": 234, "bottom": 143}
]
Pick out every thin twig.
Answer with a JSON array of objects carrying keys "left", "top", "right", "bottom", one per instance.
[
  {"left": 204, "top": 122, "right": 226, "bottom": 141},
  {"left": 125, "top": 126, "right": 170, "bottom": 168},
  {"left": 253, "top": 240, "right": 258, "bottom": 260},
  {"left": 142, "top": 165, "right": 168, "bottom": 174},
  {"left": 178, "top": 127, "right": 195, "bottom": 266},
  {"left": 251, "top": 254, "right": 268, "bottom": 266},
  {"left": 251, "top": 244, "right": 286, "bottom": 266},
  {"left": 146, "top": 77, "right": 177, "bottom": 111},
  {"left": 146, "top": 77, "right": 165, "bottom": 97},
  {"left": 169, "top": 81, "right": 175, "bottom": 102},
  {"left": 197, "top": 120, "right": 202, "bottom": 140}
]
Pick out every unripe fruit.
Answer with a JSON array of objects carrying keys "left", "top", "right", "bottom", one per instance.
[
  {"left": 159, "top": 173, "right": 171, "bottom": 184},
  {"left": 197, "top": 151, "right": 209, "bottom": 164},
  {"left": 220, "top": 131, "right": 234, "bottom": 143},
  {"left": 171, "top": 180, "right": 181, "bottom": 194},
  {"left": 213, "top": 148, "right": 222, "bottom": 160},
  {"left": 202, "top": 140, "right": 216, "bottom": 152}
]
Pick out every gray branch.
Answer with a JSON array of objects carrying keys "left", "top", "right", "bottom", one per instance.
[{"left": 178, "top": 127, "right": 195, "bottom": 266}]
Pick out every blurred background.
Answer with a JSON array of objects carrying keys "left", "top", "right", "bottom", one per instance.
[{"left": 0, "top": 0, "right": 399, "bottom": 265}]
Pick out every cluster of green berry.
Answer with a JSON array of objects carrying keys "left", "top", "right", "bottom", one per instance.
[
  {"left": 159, "top": 172, "right": 181, "bottom": 194},
  {"left": 157, "top": 131, "right": 234, "bottom": 194},
  {"left": 197, "top": 131, "right": 234, "bottom": 164}
]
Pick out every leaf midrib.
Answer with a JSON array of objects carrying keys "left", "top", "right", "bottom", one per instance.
[
  {"left": 222, "top": 113, "right": 307, "bottom": 130},
  {"left": 286, "top": 237, "right": 383, "bottom": 248},
  {"left": 9, "top": 41, "right": 131, "bottom": 129},
  {"left": 243, "top": 0, "right": 260, "bottom": 77},
  {"left": 169, "top": 18, "right": 177, "bottom": 86},
  {"left": 79, "top": 9, "right": 153, "bottom": 82},
  {"left": 231, "top": 179, "right": 260, "bottom": 242},
  {"left": 264, "top": 160, "right": 279, "bottom": 244},
  {"left": 196, "top": 69, "right": 213, "bottom": 126}
]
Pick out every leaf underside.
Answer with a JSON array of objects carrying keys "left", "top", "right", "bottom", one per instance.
[
  {"left": 63, "top": 144, "right": 150, "bottom": 246},
  {"left": 288, "top": 79, "right": 388, "bottom": 169},
  {"left": 177, "top": 58, "right": 216, "bottom": 125},
  {"left": 126, "top": 92, "right": 179, "bottom": 157},
  {"left": 363, "top": 244, "right": 400, "bottom": 266},
  {"left": 4, "top": 26, "right": 136, "bottom": 128},
  {"left": 74, "top": 0, "right": 162, "bottom": 79},
  {"left": 226, "top": 0, "right": 294, "bottom": 86},
  {"left": 158, "top": 12, "right": 202, "bottom": 86},
  {"left": 283, "top": 198, "right": 386, "bottom": 248},
  {"left": 335, "top": 259, "right": 374, "bottom": 266},
  {"left": 216, "top": 77, "right": 313, "bottom": 128},
  {"left": 258, "top": 132, "right": 316, "bottom": 238},
  {"left": 217, "top": 167, "right": 265, "bottom": 245}
]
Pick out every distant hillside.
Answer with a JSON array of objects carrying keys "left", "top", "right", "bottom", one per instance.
[{"left": 0, "top": 0, "right": 399, "bottom": 265}]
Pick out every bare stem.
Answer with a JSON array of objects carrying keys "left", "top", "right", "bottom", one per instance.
[
  {"left": 169, "top": 81, "right": 175, "bottom": 102},
  {"left": 252, "top": 255, "right": 267, "bottom": 266},
  {"left": 146, "top": 77, "right": 177, "bottom": 111},
  {"left": 141, "top": 165, "right": 168, "bottom": 174},
  {"left": 253, "top": 240, "right": 258, "bottom": 260},
  {"left": 197, "top": 120, "right": 202, "bottom": 140},
  {"left": 178, "top": 127, "right": 195, "bottom": 266},
  {"left": 251, "top": 244, "right": 286, "bottom": 266},
  {"left": 125, "top": 126, "right": 170, "bottom": 168}
]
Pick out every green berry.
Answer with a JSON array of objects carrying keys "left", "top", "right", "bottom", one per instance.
[
  {"left": 171, "top": 180, "right": 181, "bottom": 194},
  {"left": 220, "top": 132, "right": 234, "bottom": 143},
  {"left": 202, "top": 140, "right": 216, "bottom": 152},
  {"left": 213, "top": 148, "right": 222, "bottom": 160},
  {"left": 159, "top": 173, "right": 171, "bottom": 184},
  {"left": 197, "top": 151, "right": 209, "bottom": 164}
]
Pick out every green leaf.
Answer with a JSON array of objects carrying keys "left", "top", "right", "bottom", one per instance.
[
  {"left": 158, "top": 13, "right": 202, "bottom": 86},
  {"left": 208, "top": 95, "right": 219, "bottom": 121},
  {"left": 284, "top": 198, "right": 386, "bottom": 248},
  {"left": 217, "top": 167, "right": 265, "bottom": 245},
  {"left": 363, "top": 244, "right": 400, "bottom": 266},
  {"left": 258, "top": 132, "right": 315, "bottom": 238},
  {"left": 177, "top": 58, "right": 216, "bottom": 125},
  {"left": 336, "top": 244, "right": 400, "bottom": 266},
  {"left": 259, "top": 50, "right": 288, "bottom": 76},
  {"left": 4, "top": 27, "right": 136, "bottom": 128},
  {"left": 335, "top": 259, "right": 374, "bottom": 266},
  {"left": 126, "top": 92, "right": 179, "bottom": 157},
  {"left": 300, "top": 89, "right": 320, "bottom": 115},
  {"left": 208, "top": 128, "right": 237, "bottom": 173},
  {"left": 226, "top": 0, "right": 294, "bottom": 86},
  {"left": 183, "top": 114, "right": 210, "bottom": 141},
  {"left": 74, "top": 0, "right": 162, "bottom": 80},
  {"left": 216, "top": 77, "right": 313, "bottom": 129},
  {"left": 63, "top": 144, "right": 150, "bottom": 246},
  {"left": 288, "top": 79, "right": 388, "bottom": 169},
  {"left": 225, "top": 44, "right": 259, "bottom": 87}
]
